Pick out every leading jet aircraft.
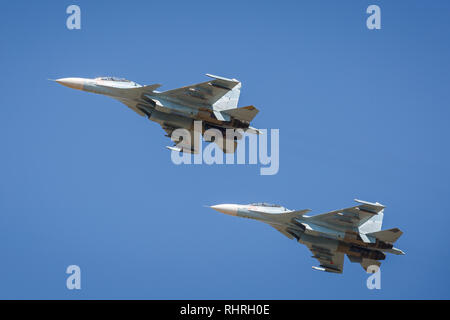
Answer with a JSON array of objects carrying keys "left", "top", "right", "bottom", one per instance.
[
  {"left": 211, "top": 200, "right": 405, "bottom": 274},
  {"left": 54, "top": 74, "right": 261, "bottom": 153}
]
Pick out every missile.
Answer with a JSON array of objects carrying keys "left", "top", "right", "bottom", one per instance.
[
  {"left": 246, "top": 126, "right": 263, "bottom": 135},
  {"left": 166, "top": 146, "right": 197, "bottom": 154},
  {"left": 312, "top": 266, "right": 326, "bottom": 272},
  {"left": 166, "top": 146, "right": 182, "bottom": 153}
]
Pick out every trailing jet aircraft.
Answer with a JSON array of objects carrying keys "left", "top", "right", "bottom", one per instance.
[
  {"left": 211, "top": 200, "right": 405, "bottom": 274},
  {"left": 54, "top": 74, "right": 261, "bottom": 153}
]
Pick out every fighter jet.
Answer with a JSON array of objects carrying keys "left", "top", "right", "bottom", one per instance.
[
  {"left": 54, "top": 74, "right": 261, "bottom": 153},
  {"left": 210, "top": 200, "right": 405, "bottom": 274}
]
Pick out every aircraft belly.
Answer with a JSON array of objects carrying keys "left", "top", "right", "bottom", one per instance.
[
  {"left": 299, "top": 234, "right": 340, "bottom": 253},
  {"left": 148, "top": 98, "right": 197, "bottom": 116},
  {"left": 146, "top": 98, "right": 228, "bottom": 127},
  {"left": 148, "top": 109, "right": 194, "bottom": 131},
  {"left": 302, "top": 223, "right": 346, "bottom": 240}
]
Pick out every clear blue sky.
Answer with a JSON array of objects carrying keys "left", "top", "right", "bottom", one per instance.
[{"left": 1, "top": 0, "right": 449, "bottom": 299}]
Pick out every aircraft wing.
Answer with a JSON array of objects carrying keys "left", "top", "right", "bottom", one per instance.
[
  {"left": 309, "top": 199, "right": 385, "bottom": 229},
  {"left": 159, "top": 125, "right": 199, "bottom": 154},
  {"left": 266, "top": 224, "right": 345, "bottom": 273},
  {"left": 158, "top": 74, "right": 241, "bottom": 111},
  {"left": 268, "top": 223, "right": 296, "bottom": 240},
  {"left": 265, "top": 210, "right": 312, "bottom": 240},
  {"left": 307, "top": 244, "right": 345, "bottom": 274},
  {"left": 115, "top": 98, "right": 147, "bottom": 117}
]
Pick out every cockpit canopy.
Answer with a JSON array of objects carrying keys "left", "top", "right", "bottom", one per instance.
[
  {"left": 95, "top": 77, "right": 139, "bottom": 86},
  {"left": 95, "top": 76, "right": 131, "bottom": 82},
  {"left": 249, "top": 202, "right": 289, "bottom": 211},
  {"left": 250, "top": 202, "right": 282, "bottom": 208}
]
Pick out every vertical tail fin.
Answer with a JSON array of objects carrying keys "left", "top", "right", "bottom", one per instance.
[
  {"left": 359, "top": 210, "right": 383, "bottom": 234},
  {"left": 355, "top": 199, "right": 385, "bottom": 234},
  {"left": 206, "top": 74, "right": 242, "bottom": 112}
]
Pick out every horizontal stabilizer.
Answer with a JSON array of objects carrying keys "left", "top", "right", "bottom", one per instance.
[
  {"left": 367, "top": 228, "right": 403, "bottom": 243},
  {"left": 224, "top": 105, "right": 259, "bottom": 122},
  {"left": 360, "top": 259, "right": 381, "bottom": 272}
]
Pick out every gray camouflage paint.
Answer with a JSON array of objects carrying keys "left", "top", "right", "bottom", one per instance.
[
  {"left": 211, "top": 200, "right": 405, "bottom": 274},
  {"left": 54, "top": 75, "right": 261, "bottom": 153}
]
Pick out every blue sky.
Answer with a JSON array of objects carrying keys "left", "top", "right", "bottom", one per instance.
[{"left": 1, "top": 0, "right": 449, "bottom": 299}]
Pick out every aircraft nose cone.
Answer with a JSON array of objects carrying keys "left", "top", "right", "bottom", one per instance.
[
  {"left": 210, "top": 204, "right": 238, "bottom": 216},
  {"left": 55, "top": 77, "right": 85, "bottom": 90}
]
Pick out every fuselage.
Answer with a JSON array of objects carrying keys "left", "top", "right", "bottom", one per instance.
[
  {"left": 56, "top": 77, "right": 140, "bottom": 93},
  {"left": 210, "top": 203, "right": 401, "bottom": 259},
  {"left": 55, "top": 77, "right": 252, "bottom": 135}
]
